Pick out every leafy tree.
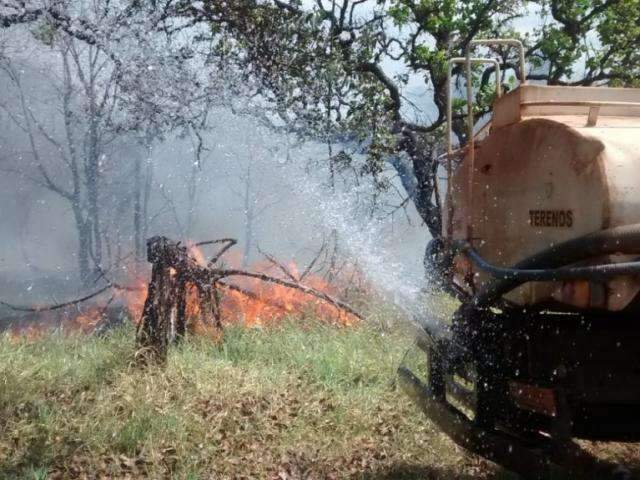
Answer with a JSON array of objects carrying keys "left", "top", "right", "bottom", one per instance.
[
  {"left": 2, "top": 0, "right": 638, "bottom": 243},
  {"left": 172, "top": 0, "right": 639, "bottom": 239},
  {"left": 533, "top": 0, "right": 640, "bottom": 86}
]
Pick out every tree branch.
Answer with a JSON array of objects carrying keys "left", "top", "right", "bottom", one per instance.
[{"left": 214, "top": 268, "right": 363, "bottom": 320}]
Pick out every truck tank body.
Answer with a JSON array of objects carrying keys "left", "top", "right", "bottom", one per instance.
[{"left": 446, "top": 85, "right": 640, "bottom": 310}]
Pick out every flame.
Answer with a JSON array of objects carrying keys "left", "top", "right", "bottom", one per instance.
[
  {"left": 5, "top": 245, "right": 361, "bottom": 341},
  {"left": 6, "top": 304, "right": 114, "bottom": 342},
  {"left": 187, "top": 243, "right": 358, "bottom": 327},
  {"left": 187, "top": 241, "right": 208, "bottom": 267},
  {"left": 117, "top": 276, "right": 149, "bottom": 322},
  {"left": 221, "top": 263, "right": 357, "bottom": 327}
]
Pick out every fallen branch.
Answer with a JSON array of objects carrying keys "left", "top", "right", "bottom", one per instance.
[
  {"left": 206, "top": 238, "right": 238, "bottom": 265},
  {"left": 214, "top": 269, "right": 364, "bottom": 321},
  {"left": 300, "top": 238, "right": 327, "bottom": 281},
  {"left": 194, "top": 238, "right": 237, "bottom": 248},
  {"left": 0, "top": 285, "right": 113, "bottom": 312},
  {"left": 0, "top": 280, "right": 143, "bottom": 313},
  {"left": 258, "top": 246, "right": 299, "bottom": 283}
]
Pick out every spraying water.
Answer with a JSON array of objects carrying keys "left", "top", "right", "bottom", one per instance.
[{"left": 289, "top": 167, "right": 443, "bottom": 330}]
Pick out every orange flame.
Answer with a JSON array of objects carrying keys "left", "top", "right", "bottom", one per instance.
[
  {"left": 187, "top": 241, "right": 208, "bottom": 267},
  {"left": 5, "top": 245, "right": 361, "bottom": 341},
  {"left": 221, "top": 263, "right": 357, "bottom": 327},
  {"left": 190, "top": 244, "right": 358, "bottom": 327},
  {"left": 6, "top": 304, "right": 114, "bottom": 342}
]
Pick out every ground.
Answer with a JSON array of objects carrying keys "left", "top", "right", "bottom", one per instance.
[
  {"left": 0, "top": 318, "right": 638, "bottom": 479},
  {"left": 0, "top": 318, "right": 508, "bottom": 479}
]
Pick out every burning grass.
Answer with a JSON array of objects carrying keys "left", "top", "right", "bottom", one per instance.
[
  {"left": 2, "top": 240, "right": 365, "bottom": 343},
  {"left": 0, "top": 318, "right": 504, "bottom": 480}
]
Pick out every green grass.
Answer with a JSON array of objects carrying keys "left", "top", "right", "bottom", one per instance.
[{"left": 0, "top": 319, "right": 502, "bottom": 479}]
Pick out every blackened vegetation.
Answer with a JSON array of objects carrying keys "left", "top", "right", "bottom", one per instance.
[
  {"left": 136, "top": 236, "right": 363, "bottom": 362},
  {"left": 135, "top": 236, "right": 222, "bottom": 363}
]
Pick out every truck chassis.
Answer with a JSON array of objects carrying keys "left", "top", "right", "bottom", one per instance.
[{"left": 399, "top": 305, "right": 640, "bottom": 479}]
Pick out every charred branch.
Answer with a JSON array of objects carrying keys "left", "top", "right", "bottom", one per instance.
[
  {"left": 217, "top": 268, "right": 364, "bottom": 321},
  {"left": 135, "top": 235, "right": 363, "bottom": 362},
  {"left": 0, "top": 285, "right": 114, "bottom": 312}
]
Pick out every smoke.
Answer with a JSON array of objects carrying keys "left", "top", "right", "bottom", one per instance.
[{"left": 0, "top": 32, "right": 430, "bottom": 318}]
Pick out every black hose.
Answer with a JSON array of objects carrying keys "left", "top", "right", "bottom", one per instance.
[
  {"left": 461, "top": 244, "right": 640, "bottom": 281},
  {"left": 451, "top": 223, "right": 640, "bottom": 307}
]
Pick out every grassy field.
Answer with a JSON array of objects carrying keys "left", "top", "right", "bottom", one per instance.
[{"left": 0, "top": 318, "right": 508, "bottom": 479}]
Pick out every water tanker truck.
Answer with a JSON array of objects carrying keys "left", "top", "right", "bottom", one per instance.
[{"left": 398, "top": 39, "right": 640, "bottom": 479}]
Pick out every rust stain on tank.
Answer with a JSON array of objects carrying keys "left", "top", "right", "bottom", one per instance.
[{"left": 446, "top": 84, "right": 640, "bottom": 309}]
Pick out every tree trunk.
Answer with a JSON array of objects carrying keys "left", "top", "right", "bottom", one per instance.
[
  {"left": 136, "top": 237, "right": 182, "bottom": 362},
  {"left": 398, "top": 131, "right": 442, "bottom": 239},
  {"left": 241, "top": 164, "right": 254, "bottom": 267},
  {"left": 86, "top": 171, "right": 102, "bottom": 271},
  {"left": 142, "top": 143, "right": 153, "bottom": 248},
  {"left": 133, "top": 153, "right": 144, "bottom": 260},
  {"left": 186, "top": 161, "right": 198, "bottom": 239},
  {"left": 133, "top": 138, "right": 153, "bottom": 261},
  {"left": 86, "top": 126, "right": 102, "bottom": 271},
  {"left": 242, "top": 213, "right": 254, "bottom": 268},
  {"left": 76, "top": 214, "right": 92, "bottom": 282}
]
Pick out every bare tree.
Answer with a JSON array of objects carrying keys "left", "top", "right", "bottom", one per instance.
[
  {"left": 132, "top": 128, "right": 157, "bottom": 260},
  {"left": 184, "top": 109, "right": 212, "bottom": 239},
  {"left": 0, "top": 0, "right": 235, "bottom": 274},
  {"left": 0, "top": 32, "right": 120, "bottom": 280},
  {"left": 220, "top": 128, "right": 281, "bottom": 267}
]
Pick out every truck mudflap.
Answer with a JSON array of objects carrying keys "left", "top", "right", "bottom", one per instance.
[{"left": 397, "top": 366, "right": 629, "bottom": 480}]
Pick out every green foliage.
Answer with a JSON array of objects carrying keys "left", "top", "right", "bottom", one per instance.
[
  {"left": 597, "top": 0, "right": 640, "bottom": 86},
  {"left": 209, "top": 0, "right": 638, "bottom": 136},
  {"left": 532, "top": 0, "right": 640, "bottom": 84},
  {"left": 388, "top": 4, "right": 411, "bottom": 25},
  {"left": 201, "top": 0, "right": 638, "bottom": 235},
  {"left": 30, "top": 20, "right": 57, "bottom": 46}
]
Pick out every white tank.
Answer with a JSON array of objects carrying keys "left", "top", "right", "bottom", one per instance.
[{"left": 446, "top": 85, "right": 640, "bottom": 310}]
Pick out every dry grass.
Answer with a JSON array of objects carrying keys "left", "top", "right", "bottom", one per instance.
[{"left": 0, "top": 318, "right": 508, "bottom": 479}]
